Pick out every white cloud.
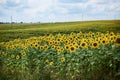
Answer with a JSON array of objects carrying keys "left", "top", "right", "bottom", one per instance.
[
  {"left": 0, "top": 0, "right": 6, "bottom": 4},
  {"left": 0, "top": 0, "right": 120, "bottom": 22}
]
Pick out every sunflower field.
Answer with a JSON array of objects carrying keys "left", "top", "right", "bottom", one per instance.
[{"left": 0, "top": 31, "right": 120, "bottom": 80}]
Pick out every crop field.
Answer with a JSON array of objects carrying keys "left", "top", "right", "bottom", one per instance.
[
  {"left": 0, "top": 20, "right": 120, "bottom": 80},
  {"left": 0, "top": 20, "right": 120, "bottom": 42}
]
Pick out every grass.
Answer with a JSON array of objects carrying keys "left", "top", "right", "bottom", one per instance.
[{"left": 0, "top": 20, "right": 120, "bottom": 42}]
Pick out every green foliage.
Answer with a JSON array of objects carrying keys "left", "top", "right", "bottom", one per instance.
[{"left": 0, "top": 31, "right": 120, "bottom": 80}]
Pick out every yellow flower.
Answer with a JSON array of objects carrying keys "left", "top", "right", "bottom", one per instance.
[
  {"left": 51, "top": 45, "right": 55, "bottom": 50},
  {"left": 109, "top": 36, "right": 114, "bottom": 42},
  {"left": 11, "top": 54, "right": 15, "bottom": 58},
  {"left": 64, "top": 40, "right": 70, "bottom": 44},
  {"left": 69, "top": 45, "right": 76, "bottom": 52},
  {"left": 2, "top": 52, "right": 7, "bottom": 56},
  {"left": 11, "top": 45, "right": 16, "bottom": 50},
  {"left": 61, "top": 56, "right": 65, "bottom": 62},
  {"left": 45, "top": 59, "right": 49, "bottom": 63},
  {"left": 49, "top": 62, "right": 54, "bottom": 65},
  {"left": 110, "top": 32, "right": 114, "bottom": 36},
  {"left": 21, "top": 51, "right": 26, "bottom": 57},
  {"left": 91, "top": 42, "right": 99, "bottom": 48},
  {"left": 34, "top": 43, "right": 39, "bottom": 48},
  {"left": 80, "top": 42, "right": 88, "bottom": 48},
  {"left": 73, "top": 42, "right": 79, "bottom": 49},
  {"left": 64, "top": 45, "right": 69, "bottom": 50},
  {"left": 101, "top": 38, "right": 108, "bottom": 45},
  {"left": 16, "top": 55, "right": 20, "bottom": 60},
  {"left": 40, "top": 46, "right": 44, "bottom": 50},
  {"left": 115, "top": 37, "right": 120, "bottom": 46},
  {"left": 44, "top": 45, "right": 48, "bottom": 50}
]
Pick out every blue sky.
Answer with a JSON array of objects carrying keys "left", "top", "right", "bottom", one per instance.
[{"left": 0, "top": 0, "right": 120, "bottom": 23}]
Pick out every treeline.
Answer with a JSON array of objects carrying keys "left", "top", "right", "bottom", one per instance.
[{"left": 0, "top": 22, "right": 23, "bottom": 24}]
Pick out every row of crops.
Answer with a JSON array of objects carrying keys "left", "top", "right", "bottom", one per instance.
[{"left": 0, "top": 31, "right": 120, "bottom": 80}]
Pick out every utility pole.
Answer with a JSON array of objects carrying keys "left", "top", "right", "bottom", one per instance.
[
  {"left": 81, "top": 7, "right": 83, "bottom": 21},
  {"left": 11, "top": 16, "right": 12, "bottom": 27}
]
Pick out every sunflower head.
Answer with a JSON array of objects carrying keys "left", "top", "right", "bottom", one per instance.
[
  {"left": 91, "top": 42, "right": 99, "bottom": 48},
  {"left": 115, "top": 37, "right": 120, "bottom": 46},
  {"left": 61, "top": 56, "right": 65, "bottom": 63},
  {"left": 64, "top": 45, "right": 69, "bottom": 50},
  {"left": 101, "top": 38, "right": 108, "bottom": 45},
  {"left": 34, "top": 43, "right": 39, "bottom": 48},
  {"left": 49, "top": 61, "right": 54, "bottom": 66},
  {"left": 69, "top": 45, "right": 76, "bottom": 52},
  {"left": 11, "top": 54, "right": 15, "bottom": 58},
  {"left": 20, "top": 51, "right": 26, "bottom": 57},
  {"left": 57, "top": 49, "right": 62, "bottom": 55},
  {"left": 40, "top": 46, "right": 44, "bottom": 50},
  {"left": 80, "top": 42, "right": 88, "bottom": 48},
  {"left": 45, "top": 59, "right": 49, "bottom": 63},
  {"left": 51, "top": 45, "right": 55, "bottom": 50},
  {"left": 16, "top": 55, "right": 20, "bottom": 60},
  {"left": 44, "top": 45, "right": 48, "bottom": 50}
]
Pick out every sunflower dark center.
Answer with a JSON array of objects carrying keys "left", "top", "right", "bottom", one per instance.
[
  {"left": 93, "top": 43, "right": 97, "bottom": 46},
  {"left": 35, "top": 44, "right": 37, "bottom": 47},
  {"left": 71, "top": 47, "right": 75, "bottom": 50},
  {"left": 102, "top": 40, "right": 105, "bottom": 43},
  {"left": 82, "top": 43, "right": 85, "bottom": 46},
  {"left": 55, "top": 42, "right": 57, "bottom": 44},
  {"left": 58, "top": 39, "right": 60, "bottom": 41},
  {"left": 66, "top": 46, "right": 69, "bottom": 49},
  {"left": 116, "top": 38, "right": 120, "bottom": 43}
]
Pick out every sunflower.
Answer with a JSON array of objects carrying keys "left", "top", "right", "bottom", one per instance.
[
  {"left": 109, "top": 36, "right": 114, "bottom": 42},
  {"left": 52, "top": 40, "right": 55, "bottom": 45},
  {"left": 96, "top": 32, "right": 100, "bottom": 36},
  {"left": 11, "top": 45, "right": 16, "bottom": 50},
  {"left": 64, "top": 45, "right": 69, "bottom": 50},
  {"left": 61, "top": 56, "right": 65, "bottom": 62},
  {"left": 73, "top": 42, "right": 79, "bottom": 49},
  {"left": 24, "top": 46, "right": 28, "bottom": 50},
  {"left": 21, "top": 51, "right": 26, "bottom": 57},
  {"left": 11, "top": 54, "right": 15, "bottom": 58},
  {"left": 70, "top": 32, "right": 75, "bottom": 35},
  {"left": 49, "top": 61, "right": 54, "bottom": 65},
  {"left": 51, "top": 45, "right": 55, "bottom": 50},
  {"left": 2, "top": 52, "right": 7, "bottom": 56},
  {"left": 57, "top": 38, "right": 61, "bottom": 42},
  {"left": 110, "top": 32, "right": 114, "bottom": 36},
  {"left": 34, "top": 42, "right": 39, "bottom": 48},
  {"left": 80, "top": 42, "right": 88, "bottom": 48},
  {"left": 45, "top": 59, "right": 49, "bottom": 63},
  {"left": 49, "top": 41, "right": 53, "bottom": 45},
  {"left": 69, "top": 45, "right": 76, "bottom": 52},
  {"left": 16, "top": 55, "right": 20, "bottom": 60},
  {"left": 64, "top": 40, "right": 70, "bottom": 44},
  {"left": 40, "top": 46, "right": 44, "bottom": 50},
  {"left": 101, "top": 38, "right": 108, "bottom": 45},
  {"left": 44, "top": 45, "right": 48, "bottom": 50},
  {"left": 87, "top": 38, "right": 93, "bottom": 44},
  {"left": 91, "top": 42, "right": 99, "bottom": 48},
  {"left": 115, "top": 37, "right": 120, "bottom": 46},
  {"left": 55, "top": 41, "right": 60, "bottom": 46},
  {"left": 57, "top": 49, "right": 62, "bottom": 55}
]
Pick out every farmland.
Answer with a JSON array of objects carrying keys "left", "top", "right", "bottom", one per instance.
[
  {"left": 0, "top": 20, "right": 120, "bottom": 42},
  {"left": 0, "top": 20, "right": 120, "bottom": 80}
]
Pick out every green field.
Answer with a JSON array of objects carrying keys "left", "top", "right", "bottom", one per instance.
[
  {"left": 0, "top": 20, "right": 120, "bottom": 80},
  {"left": 0, "top": 20, "right": 120, "bottom": 42}
]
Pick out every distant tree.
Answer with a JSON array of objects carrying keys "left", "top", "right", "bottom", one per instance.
[
  {"left": 0, "top": 22, "right": 4, "bottom": 24},
  {"left": 20, "top": 22, "right": 23, "bottom": 24}
]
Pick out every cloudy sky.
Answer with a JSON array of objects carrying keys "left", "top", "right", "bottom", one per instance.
[{"left": 0, "top": 0, "right": 120, "bottom": 22}]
